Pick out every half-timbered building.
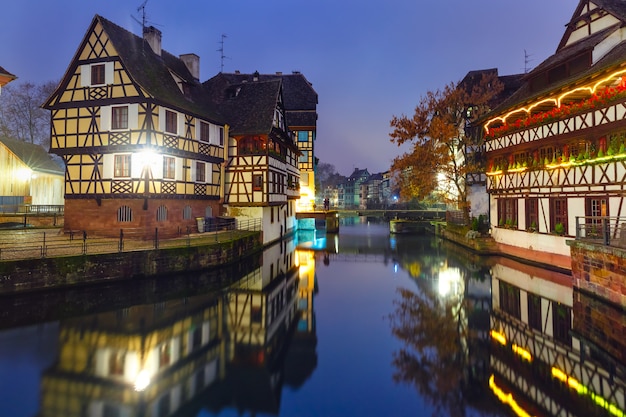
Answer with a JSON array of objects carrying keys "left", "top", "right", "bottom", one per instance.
[
  {"left": 44, "top": 16, "right": 226, "bottom": 238},
  {"left": 0, "top": 65, "right": 16, "bottom": 93},
  {"left": 0, "top": 136, "right": 64, "bottom": 206},
  {"left": 483, "top": 0, "right": 626, "bottom": 269},
  {"left": 204, "top": 73, "right": 302, "bottom": 244}
]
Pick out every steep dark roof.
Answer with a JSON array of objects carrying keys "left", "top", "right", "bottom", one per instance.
[
  {"left": 0, "top": 66, "right": 16, "bottom": 80},
  {"left": 0, "top": 136, "right": 64, "bottom": 175},
  {"left": 488, "top": 2, "right": 626, "bottom": 116},
  {"left": 45, "top": 15, "right": 224, "bottom": 124},
  {"left": 348, "top": 168, "right": 370, "bottom": 181},
  {"left": 215, "top": 79, "right": 282, "bottom": 136},
  {"left": 206, "top": 71, "right": 317, "bottom": 128}
]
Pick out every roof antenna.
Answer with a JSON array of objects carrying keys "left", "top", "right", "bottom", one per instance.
[
  {"left": 132, "top": 0, "right": 150, "bottom": 32},
  {"left": 524, "top": 49, "right": 534, "bottom": 74},
  {"left": 218, "top": 34, "right": 229, "bottom": 73}
]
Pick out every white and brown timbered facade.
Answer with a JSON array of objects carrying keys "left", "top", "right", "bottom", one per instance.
[
  {"left": 205, "top": 74, "right": 302, "bottom": 244},
  {"left": 483, "top": 0, "right": 626, "bottom": 268},
  {"left": 44, "top": 16, "right": 225, "bottom": 237}
]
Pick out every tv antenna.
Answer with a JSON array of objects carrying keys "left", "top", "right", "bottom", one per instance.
[
  {"left": 132, "top": 0, "right": 161, "bottom": 32},
  {"left": 218, "top": 34, "right": 229, "bottom": 72},
  {"left": 524, "top": 49, "right": 534, "bottom": 74}
]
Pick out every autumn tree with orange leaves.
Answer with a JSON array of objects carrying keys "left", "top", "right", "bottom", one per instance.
[{"left": 389, "top": 73, "right": 503, "bottom": 222}]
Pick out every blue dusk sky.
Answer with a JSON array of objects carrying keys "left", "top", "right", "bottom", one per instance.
[{"left": 2, "top": 0, "right": 575, "bottom": 175}]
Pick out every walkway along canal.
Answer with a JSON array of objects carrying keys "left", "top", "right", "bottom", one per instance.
[{"left": 0, "top": 219, "right": 263, "bottom": 294}]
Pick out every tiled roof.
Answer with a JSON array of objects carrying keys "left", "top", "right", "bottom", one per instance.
[
  {"left": 488, "top": 2, "right": 626, "bottom": 116},
  {"left": 206, "top": 71, "right": 318, "bottom": 128},
  {"left": 216, "top": 79, "right": 282, "bottom": 135},
  {"left": 0, "top": 136, "right": 64, "bottom": 175}
]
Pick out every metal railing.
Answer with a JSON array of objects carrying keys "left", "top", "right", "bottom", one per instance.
[
  {"left": 0, "top": 217, "right": 262, "bottom": 261},
  {"left": 0, "top": 204, "right": 64, "bottom": 214},
  {"left": 575, "top": 216, "right": 626, "bottom": 248}
]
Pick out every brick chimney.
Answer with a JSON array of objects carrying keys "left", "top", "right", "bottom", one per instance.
[
  {"left": 180, "top": 53, "right": 200, "bottom": 81},
  {"left": 143, "top": 26, "right": 162, "bottom": 56}
]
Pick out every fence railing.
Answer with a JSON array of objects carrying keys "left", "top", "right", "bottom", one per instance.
[
  {"left": 0, "top": 217, "right": 262, "bottom": 261},
  {"left": 575, "top": 216, "right": 626, "bottom": 248},
  {"left": 0, "top": 205, "right": 64, "bottom": 214}
]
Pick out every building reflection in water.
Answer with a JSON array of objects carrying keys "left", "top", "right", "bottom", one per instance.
[
  {"left": 386, "top": 233, "right": 626, "bottom": 417},
  {"left": 36, "top": 237, "right": 318, "bottom": 417}
]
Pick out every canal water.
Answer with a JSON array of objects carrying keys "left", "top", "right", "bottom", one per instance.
[{"left": 0, "top": 218, "right": 624, "bottom": 417}]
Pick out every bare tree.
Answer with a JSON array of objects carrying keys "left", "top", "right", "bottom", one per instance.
[{"left": 0, "top": 81, "right": 57, "bottom": 149}]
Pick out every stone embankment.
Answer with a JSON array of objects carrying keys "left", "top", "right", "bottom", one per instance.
[{"left": 0, "top": 231, "right": 262, "bottom": 294}]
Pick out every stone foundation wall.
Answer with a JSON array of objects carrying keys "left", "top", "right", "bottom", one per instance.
[
  {"left": 573, "top": 289, "right": 626, "bottom": 363},
  {"left": 0, "top": 233, "right": 261, "bottom": 294},
  {"left": 568, "top": 241, "right": 626, "bottom": 308},
  {"left": 64, "top": 198, "right": 221, "bottom": 238}
]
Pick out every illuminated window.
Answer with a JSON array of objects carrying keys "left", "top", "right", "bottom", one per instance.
[
  {"left": 165, "top": 110, "right": 177, "bottom": 134},
  {"left": 91, "top": 64, "right": 105, "bottom": 85},
  {"left": 114, "top": 154, "right": 131, "bottom": 177},
  {"left": 196, "top": 162, "right": 205, "bottom": 182},
  {"left": 111, "top": 106, "right": 128, "bottom": 130},
  {"left": 497, "top": 198, "right": 518, "bottom": 228},
  {"left": 163, "top": 156, "right": 175, "bottom": 179}
]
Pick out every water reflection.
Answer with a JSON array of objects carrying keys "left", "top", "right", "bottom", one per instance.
[
  {"left": 27, "top": 237, "right": 318, "bottom": 417},
  {"left": 0, "top": 219, "right": 624, "bottom": 417}
]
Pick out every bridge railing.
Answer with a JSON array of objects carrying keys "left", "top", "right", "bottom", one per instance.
[{"left": 575, "top": 216, "right": 626, "bottom": 248}]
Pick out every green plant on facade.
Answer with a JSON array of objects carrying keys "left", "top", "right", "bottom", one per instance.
[{"left": 554, "top": 222, "right": 565, "bottom": 235}]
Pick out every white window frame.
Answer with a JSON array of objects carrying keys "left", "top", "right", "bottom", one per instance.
[
  {"left": 101, "top": 104, "right": 138, "bottom": 131},
  {"left": 80, "top": 62, "right": 114, "bottom": 87}
]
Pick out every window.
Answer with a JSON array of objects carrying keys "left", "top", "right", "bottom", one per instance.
[
  {"left": 91, "top": 64, "right": 105, "bottom": 85},
  {"left": 195, "top": 162, "right": 206, "bottom": 182},
  {"left": 200, "top": 121, "right": 210, "bottom": 142},
  {"left": 526, "top": 198, "right": 539, "bottom": 231},
  {"left": 299, "top": 150, "right": 309, "bottom": 164},
  {"left": 159, "top": 343, "right": 171, "bottom": 369},
  {"left": 156, "top": 205, "right": 168, "bottom": 222},
  {"left": 298, "top": 131, "right": 309, "bottom": 142},
  {"left": 527, "top": 294, "right": 542, "bottom": 331},
  {"left": 165, "top": 110, "right": 177, "bottom": 134},
  {"left": 552, "top": 302, "right": 572, "bottom": 345},
  {"left": 114, "top": 154, "right": 131, "bottom": 178},
  {"left": 183, "top": 205, "right": 192, "bottom": 220},
  {"left": 585, "top": 196, "right": 608, "bottom": 237},
  {"left": 252, "top": 174, "right": 263, "bottom": 191},
  {"left": 219, "top": 127, "right": 224, "bottom": 146},
  {"left": 163, "top": 156, "right": 175, "bottom": 179},
  {"left": 497, "top": 198, "right": 518, "bottom": 228},
  {"left": 551, "top": 198, "right": 568, "bottom": 234},
  {"left": 109, "top": 351, "right": 125, "bottom": 376},
  {"left": 499, "top": 281, "right": 521, "bottom": 319},
  {"left": 117, "top": 206, "right": 133, "bottom": 222},
  {"left": 111, "top": 106, "right": 128, "bottom": 130}
]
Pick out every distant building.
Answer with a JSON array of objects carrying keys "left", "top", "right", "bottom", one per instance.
[
  {"left": 344, "top": 168, "right": 370, "bottom": 209},
  {"left": 0, "top": 136, "right": 64, "bottom": 206}
]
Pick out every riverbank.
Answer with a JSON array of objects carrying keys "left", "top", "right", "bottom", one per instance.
[
  {"left": 435, "top": 222, "right": 573, "bottom": 274},
  {"left": 0, "top": 230, "right": 263, "bottom": 295}
]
